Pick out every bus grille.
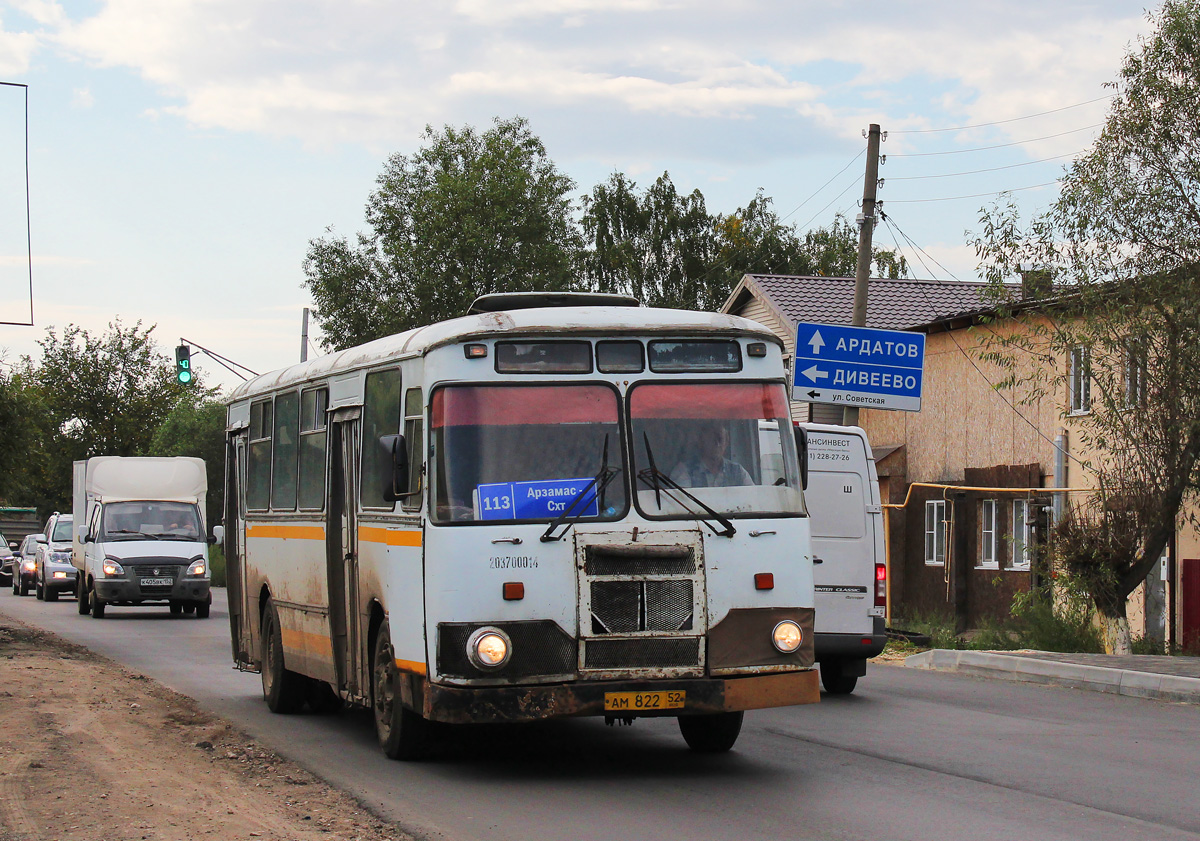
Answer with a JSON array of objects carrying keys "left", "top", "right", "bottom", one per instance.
[
  {"left": 584, "top": 638, "right": 701, "bottom": 670},
  {"left": 590, "top": 581, "right": 693, "bottom": 633},
  {"left": 584, "top": 544, "right": 695, "bottom": 576}
]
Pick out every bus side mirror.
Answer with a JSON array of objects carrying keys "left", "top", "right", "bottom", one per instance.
[
  {"left": 379, "top": 434, "right": 408, "bottom": 502},
  {"left": 793, "top": 425, "right": 809, "bottom": 490}
]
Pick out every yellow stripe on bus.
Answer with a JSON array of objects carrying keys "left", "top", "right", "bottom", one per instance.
[
  {"left": 280, "top": 628, "right": 334, "bottom": 659},
  {"left": 247, "top": 524, "right": 326, "bottom": 541},
  {"left": 395, "top": 658, "right": 427, "bottom": 676},
  {"left": 359, "top": 526, "right": 422, "bottom": 547}
]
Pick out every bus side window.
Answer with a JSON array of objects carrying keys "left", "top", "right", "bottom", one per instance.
[
  {"left": 402, "top": 387, "right": 423, "bottom": 511},
  {"left": 247, "top": 399, "right": 273, "bottom": 510},
  {"left": 271, "top": 391, "right": 300, "bottom": 510},
  {"left": 298, "top": 387, "right": 328, "bottom": 510},
  {"left": 361, "top": 369, "right": 402, "bottom": 509}
]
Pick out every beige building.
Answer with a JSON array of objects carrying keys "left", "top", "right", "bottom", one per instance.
[{"left": 724, "top": 273, "right": 1198, "bottom": 648}]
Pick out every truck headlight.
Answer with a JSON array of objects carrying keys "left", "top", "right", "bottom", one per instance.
[
  {"left": 186, "top": 558, "right": 207, "bottom": 577},
  {"left": 466, "top": 627, "right": 512, "bottom": 670},
  {"left": 102, "top": 558, "right": 125, "bottom": 577},
  {"left": 772, "top": 620, "right": 803, "bottom": 653}
]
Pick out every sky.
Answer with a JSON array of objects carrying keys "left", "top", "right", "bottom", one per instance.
[{"left": 0, "top": 0, "right": 1155, "bottom": 392}]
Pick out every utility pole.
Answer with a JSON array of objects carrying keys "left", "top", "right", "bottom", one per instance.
[
  {"left": 843, "top": 123, "right": 883, "bottom": 427},
  {"left": 300, "top": 307, "right": 310, "bottom": 363}
]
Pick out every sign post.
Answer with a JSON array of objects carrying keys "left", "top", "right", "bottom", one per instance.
[{"left": 794, "top": 322, "right": 926, "bottom": 413}]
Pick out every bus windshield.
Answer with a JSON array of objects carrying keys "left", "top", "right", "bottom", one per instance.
[
  {"left": 431, "top": 384, "right": 627, "bottom": 524},
  {"left": 630, "top": 382, "right": 805, "bottom": 519}
]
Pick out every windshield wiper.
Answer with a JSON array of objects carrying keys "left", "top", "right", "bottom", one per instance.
[
  {"left": 541, "top": 436, "right": 621, "bottom": 543},
  {"left": 638, "top": 434, "right": 737, "bottom": 538}
]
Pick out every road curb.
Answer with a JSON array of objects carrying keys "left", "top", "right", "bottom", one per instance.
[{"left": 903, "top": 650, "right": 1200, "bottom": 704}]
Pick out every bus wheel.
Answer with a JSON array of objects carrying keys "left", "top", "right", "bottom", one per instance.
[
  {"left": 77, "top": 578, "right": 90, "bottom": 615},
  {"left": 261, "top": 599, "right": 304, "bottom": 713},
  {"left": 819, "top": 660, "right": 859, "bottom": 695},
  {"left": 678, "top": 712, "right": 744, "bottom": 753},
  {"left": 372, "top": 623, "right": 430, "bottom": 760}
]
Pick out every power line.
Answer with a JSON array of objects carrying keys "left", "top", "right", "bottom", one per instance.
[
  {"left": 886, "top": 182, "right": 1060, "bottom": 204},
  {"left": 778, "top": 149, "right": 865, "bottom": 224},
  {"left": 891, "top": 95, "right": 1115, "bottom": 134},
  {"left": 796, "top": 173, "right": 862, "bottom": 232},
  {"left": 889, "top": 124, "right": 1103, "bottom": 157},
  {"left": 885, "top": 151, "right": 1084, "bottom": 181}
]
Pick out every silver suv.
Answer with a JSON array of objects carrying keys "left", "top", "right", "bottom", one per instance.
[{"left": 34, "top": 513, "right": 77, "bottom": 602}]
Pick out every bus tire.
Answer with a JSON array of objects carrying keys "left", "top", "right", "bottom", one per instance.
[
  {"left": 678, "top": 712, "right": 743, "bottom": 753},
  {"left": 77, "top": 578, "right": 90, "bottom": 615},
  {"left": 89, "top": 585, "right": 105, "bottom": 618},
  {"left": 261, "top": 599, "right": 304, "bottom": 714},
  {"left": 819, "top": 660, "right": 859, "bottom": 696},
  {"left": 372, "top": 623, "right": 431, "bottom": 760}
]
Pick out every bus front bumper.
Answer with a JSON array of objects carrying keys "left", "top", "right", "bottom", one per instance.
[{"left": 418, "top": 669, "right": 820, "bottom": 725}]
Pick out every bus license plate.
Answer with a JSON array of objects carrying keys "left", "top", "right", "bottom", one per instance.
[
  {"left": 140, "top": 577, "right": 172, "bottom": 587},
  {"left": 604, "top": 690, "right": 685, "bottom": 712}
]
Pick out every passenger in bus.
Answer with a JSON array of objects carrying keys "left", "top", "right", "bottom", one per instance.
[{"left": 671, "top": 422, "right": 753, "bottom": 488}]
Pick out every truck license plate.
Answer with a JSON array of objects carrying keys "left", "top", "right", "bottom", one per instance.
[
  {"left": 141, "top": 577, "right": 172, "bottom": 587},
  {"left": 604, "top": 690, "right": 685, "bottom": 711}
]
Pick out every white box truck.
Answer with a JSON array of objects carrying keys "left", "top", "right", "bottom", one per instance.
[
  {"left": 801, "top": 424, "right": 887, "bottom": 694},
  {"left": 72, "top": 456, "right": 223, "bottom": 619}
]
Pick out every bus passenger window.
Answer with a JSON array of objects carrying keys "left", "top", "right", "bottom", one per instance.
[
  {"left": 298, "top": 388, "right": 328, "bottom": 510},
  {"left": 271, "top": 391, "right": 300, "bottom": 510},
  {"left": 361, "top": 369, "right": 402, "bottom": 509},
  {"left": 247, "top": 399, "right": 273, "bottom": 510}
]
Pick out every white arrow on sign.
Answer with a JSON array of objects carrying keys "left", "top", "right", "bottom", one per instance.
[
  {"left": 801, "top": 364, "right": 829, "bottom": 382},
  {"left": 808, "top": 330, "right": 825, "bottom": 355}
]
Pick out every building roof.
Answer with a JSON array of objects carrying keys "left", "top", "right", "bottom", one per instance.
[{"left": 726, "top": 274, "right": 1014, "bottom": 332}]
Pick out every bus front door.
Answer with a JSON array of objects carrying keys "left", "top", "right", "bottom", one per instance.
[
  {"left": 328, "top": 414, "right": 363, "bottom": 699},
  {"left": 226, "top": 433, "right": 254, "bottom": 668}
]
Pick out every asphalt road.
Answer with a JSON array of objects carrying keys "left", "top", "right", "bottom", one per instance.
[{"left": 4, "top": 588, "right": 1199, "bottom": 841}]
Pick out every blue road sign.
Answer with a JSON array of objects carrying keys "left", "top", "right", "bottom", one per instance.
[{"left": 794, "top": 322, "right": 926, "bottom": 412}]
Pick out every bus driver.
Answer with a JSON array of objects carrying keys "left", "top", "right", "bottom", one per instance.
[{"left": 671, "top": 422, "right": 753, "bottom": 488}]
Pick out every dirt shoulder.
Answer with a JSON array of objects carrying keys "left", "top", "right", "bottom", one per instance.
[{"left": 0, "top": 613, "right": 412, "bottom": 841}]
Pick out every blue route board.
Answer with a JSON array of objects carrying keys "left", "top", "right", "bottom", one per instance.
[{"left": 477, "top": 477, "right": 599, "bottom": 520}]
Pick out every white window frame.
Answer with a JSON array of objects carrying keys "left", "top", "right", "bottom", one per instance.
[
  {"left": 1070, "top": 346, "right": 1091, "bottom": 415},
  {"left": 1011, "top": 500, "right": 1034, "bottom": 570},
  {"left": 1123, "top": 339, "right": 1146, "bottom": 409},
  {"left": 978, "top": 499, "right": 998, "bottom": 569},
  {"left": 925, "top": 500, "right": 947, "bottom": 566}
]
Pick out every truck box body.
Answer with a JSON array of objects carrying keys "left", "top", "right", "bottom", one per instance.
[{"left": 72, "top": 456, "right": 214, "bottom": 617}]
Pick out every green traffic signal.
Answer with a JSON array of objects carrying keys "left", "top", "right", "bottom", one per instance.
[{"left": 175, "top": 344, "right": 193, "bottom": 384}]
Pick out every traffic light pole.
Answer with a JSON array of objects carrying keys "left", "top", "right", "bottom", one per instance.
[{"left": 177, "top": 337, "right": 260, "bottom": 382}]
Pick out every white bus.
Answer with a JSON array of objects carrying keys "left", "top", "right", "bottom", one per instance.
[{"left": 224, "top": 293, "right": 817, "bottom": 759}]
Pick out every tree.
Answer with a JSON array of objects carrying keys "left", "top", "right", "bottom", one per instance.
[
  {"left": 305, "top": 117, "right": 584, "bottom": 350},
  {"left": 973, "top": 0, "right": 1200, "bottom": 653},
  {"left": 0, "top": 363, "right": 43, "bottom": 504},
  {"left": 15, "top": 321, "right": 195, "bottom": 515},
  {"left": 583, "top": 175, "right": 909, "bottom": 312},
  {"left": 150, "top": 393, "right": 227, "bottom": 530}
]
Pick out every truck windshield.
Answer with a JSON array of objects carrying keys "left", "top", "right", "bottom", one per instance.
[
  {"left": 630, "top": 382, "right": 805, "bottom": 519},
  {"left": 100, "top": 502, "right": 202, "bottom": 541},
  {"left": 430, "top": 384, "right": 627, "bottom": 524}
]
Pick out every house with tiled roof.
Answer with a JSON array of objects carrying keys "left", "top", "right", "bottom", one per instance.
[{"left": 722, "top": 274, "right": 1190, "bottom": 647}]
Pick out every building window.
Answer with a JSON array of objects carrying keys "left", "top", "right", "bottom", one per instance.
[
  {"left": 1012, "top": 500, "right": 1035, "bottom": 570},
  {"left": 1070, "top": 346, "right": 1091, "bottom": 414},
  {"left": 925, "top": 500, "right": 947, "bottom": 566},
  {"left": 1124, "top": 339, "right": 1146, "bottom": 408},
  {"left": 979, "top": 499, "right": 998, "bottom": 568}
]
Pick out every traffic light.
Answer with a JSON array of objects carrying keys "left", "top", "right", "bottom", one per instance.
[{"left": 175, "top": 344, "right": 193, "bottom": 384}]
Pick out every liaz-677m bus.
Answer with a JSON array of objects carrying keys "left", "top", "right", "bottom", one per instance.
[{"left": 223, "top": 292, "right": 817, "bottom": 759}]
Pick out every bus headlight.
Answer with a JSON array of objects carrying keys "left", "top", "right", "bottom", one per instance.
[
  {"left": 772, "top": 620, "right": 803, "bottom": 653},
  {"left": 466, "top": 627, "right": 512, "bottom": 670}
]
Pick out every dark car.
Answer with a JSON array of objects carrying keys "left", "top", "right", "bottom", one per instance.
[
  {"left": 12, "top": 534, "right": 38, "bottom": 596},
  {"left": 0, "top": 530, "right": 17, "bottom": 586}
]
